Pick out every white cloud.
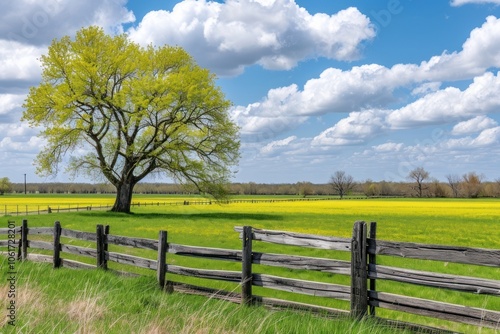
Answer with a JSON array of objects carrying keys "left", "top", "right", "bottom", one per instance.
[
  {"left": 0, "top": 94, "right": 25, "bottom": 115},
  {"left": 260, "top": 135, "right": 297, "bottom": 155},
  {"left": 451, "top": 0, "right": 500, "bottom": 6},
  {"left": 0, "top": 42, "right": 43, "bottom": 82},
  {"left": 232, "top": 16, "right": 500, "bottom": 139},
  {"left": 0, "top": 136, "right": 44, "bottom": 153},
  {"left": 411, "top": 82, "right": 442, "bottom": 96},
  {"left": 452, "top": 116, "right": 498, "bottom": 135},
  {"left": 387, "top": 71, "right": 500, "bottom": 128},
  {"left": 372, "top": 142, "right": 404, "bottom": 152},
  {"left": 0, "top": 0, "right": 134, "bottom": 45},
  {"left": 128, "top": 1, "right": 375, "bottom": 75},
  {"left": 416, "top": 16, "right": 500, "bottom": 81},
  {"left": 311, "top": 110, "right": 388, "bottom": 146},
  {"left": 444, "top": 127, "right": 500, "bottom": 148}
]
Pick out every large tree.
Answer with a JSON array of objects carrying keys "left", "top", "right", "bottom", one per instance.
[{"left": 23, "top": 27, "right": 240, "bottom": 213}]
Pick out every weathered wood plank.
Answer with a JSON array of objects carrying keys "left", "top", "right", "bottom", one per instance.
[
  {"left": 0, "top": 227, "right": 21, "bottom": 234},
  {"left": 28, "top": 240, "right": 53, "bottom": 251},
  {"left": 253, "top": 252, "right": 351, "bottom": 275},
  {"left": 106, "top": 251, "right": 157, "bottom": 270},
  {"left": 368, "top": 238, "right": 500, "bottom": 267},
  {"left": 61, "top": 244, "right": 98, "bottom": 258},
  {"left": 167, "top": 264, "right": 241, "bottom": 283},
  {"left": 369, "top": 264, "right": 500, "bottom": 296},
  {"left": 157, "top": 231, "right": 168, "bottom": 289},
  {"left": 351, "top": 221, "right": 367, "bottom": 318},
  {"left": 0, "top": 240, "right": 12, "bottom": 247},
  {"left": 253, "top": 273, "right": 351, "bottom": 301},
  {"left": 234, "top": 226, "right": 351, "bottom": 251},
  {"left": 60, "top": 228, "right": 96, "bottom": 241},
  {"left": 168, "top": 243, "right": 242, "bottom": 262},
  {"left": 368, "top": 222, "right": 377, "bottom": 316},
  {"left": 368, "top": 291, "right": 500, "bottom": 329},
  {"left": 256, "top": 295, "right": 350, "bottom": 317},
  {"left": 242, "top": 226, "right": 253, "bottom": 305},
  {"left": 20, "top": 220, "right": 28, "bottom": 260},
  {"left": 60, "top": 258, "right": 96, "bottom": 270},
  {"left": 96, "top": 225, "right": 105, "bottom": 268},
  {"left": 170, "top": 281, "right": 351, "bottom": 318},
  {"left": 106, "top": 234, "right": 158, "bottom": 251},
  {"left": 29, "top": 227, "right": 54, "bottom": 235},
  {"left": 53, "top": 221, "right": 62, "bottom": 268}
]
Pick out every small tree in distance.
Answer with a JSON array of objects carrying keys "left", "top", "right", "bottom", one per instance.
[
  {"left": 407, "top": 167, "right": 429, "bottom": 198},
  {"left": 329, "top": 171, "right": 355, "bottom": 199},
  {"left": 462, "top": 172, "right": 483, "bottom": 198},
  {"left": 446, "top": 174, "right": 461, "bottom": 198},
  {"left": 23, "top": 27, "right": 240, "bottom": 213},
  {"left": 297, "top": 181, "right": 314, "bottom": 198},
  {"left": 0, "top": 177, "right": 12, "bottom": 195}
]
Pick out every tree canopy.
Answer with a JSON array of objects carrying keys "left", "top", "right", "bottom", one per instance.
[{"left": 23, "top": 26, "right": 240, "bottom": 212}]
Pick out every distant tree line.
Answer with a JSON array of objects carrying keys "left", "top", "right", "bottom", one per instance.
[{"left": 1, "top": 167, "right": 499, "bottom": 198}]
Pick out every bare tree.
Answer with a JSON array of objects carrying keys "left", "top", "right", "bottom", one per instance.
[
  {"left": 329, "top": 171, "right": 355, "bottom": 199},
  {"left": 407, "top": 167, "right": 430, "bottom": 197},
  {"left": 462, "top": 172, "right": 483, "bottom": 198},
  {"left": 446, "top": 174, "right": 461, "bottom": 198},
  {"left": 430, "top": 179, "right": 447, "bottom": 198}
]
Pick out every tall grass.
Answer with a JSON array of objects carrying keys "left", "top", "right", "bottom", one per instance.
[{"left": 0, "top": 260, "right": 408, "bottom": 333}]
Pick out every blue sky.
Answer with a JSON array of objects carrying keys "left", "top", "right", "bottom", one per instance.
[{"left": 1, "top": 0, "right": 500, "bottom": 184}]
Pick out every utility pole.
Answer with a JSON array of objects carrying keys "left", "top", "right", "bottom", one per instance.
[{"left": 24, "top": 174, "right": 26, "bottom": 194}]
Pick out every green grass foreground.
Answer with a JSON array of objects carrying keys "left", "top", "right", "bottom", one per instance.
[
  {"left": 1, "top": 196, "right": 499, "bottom": 333},
  {"left": 0, "top": 260, "right": 408, "bottom": 334}
]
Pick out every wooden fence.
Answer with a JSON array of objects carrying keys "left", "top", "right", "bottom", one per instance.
[{"left": 1, "top": 220, "right": 499, "bottom": 333}]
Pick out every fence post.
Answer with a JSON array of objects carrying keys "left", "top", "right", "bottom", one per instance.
[
  {"left": 53, "top": 221, "right": 62, "bottom": 268},
  {"left": 21, "top": 219, "right": 28, "bottom": 261},
  {"left": 96, "top": 224, "right": 107, "bottom": 269},
  {"left": 157, "top": 230, "right": 170, "bottom": 291},
  {"left": 241, "top": 226, "right": 253, "bottom": 305},
  {"left": 350, "top": 221, "right": 367, "bottom": 319},
  {"left": 368, "top": 222, "right": 377, "bottom": 316},
  {"left": 103, "top": 225, "right": 110, "bottom": 270}
]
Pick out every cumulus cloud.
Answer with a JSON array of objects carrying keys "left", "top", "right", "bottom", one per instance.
[
  {"left": 387, "top": 72, "right": 500, "bottom": 128},
  {"left": 372, "top": 142, "right": 404, "bottom": 152},
  {"left": 260, "top": 136, "right": 297, "bottom": 155},
  {"left": 311, "top": 110, "right": 388, "bottom": 146},
  {"left": 128, "top": 1, "right": 375, "bottom": 75},
  {"left": 0, "top": 94, "right": 25, "bottom": 115},
  {"left": 416, "top": 16, "right": 500, "bottom": 81},
  {"left": 444, "top": 127, "right": 500, "bottom": 149},
  {"left": 0, "top": 41, "right": 43, "bottom": 83},
  {"left": 0, "top": 0, "right": 134, "bottom": 45},
  {"left": 452, "top": 116, "right": 498, "bottom": 135},
  {"left": 0, "top": 136, "right": 44, "bottom": 153},
  {"left": 232, "top": 16, "right": 500, "bottom": 140}
]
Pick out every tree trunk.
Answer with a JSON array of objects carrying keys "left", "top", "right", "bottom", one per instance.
[{"left": 111, "top": 181, "right": 135, "bottom": 213}]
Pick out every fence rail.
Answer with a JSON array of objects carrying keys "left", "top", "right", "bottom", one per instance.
[{"left": 1, "top": 220, "right": 499, "bottom": 333}]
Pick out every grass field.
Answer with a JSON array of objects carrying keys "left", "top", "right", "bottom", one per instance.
[{"left": 1, "top": 195, "right": 499, "bottom": 333}]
